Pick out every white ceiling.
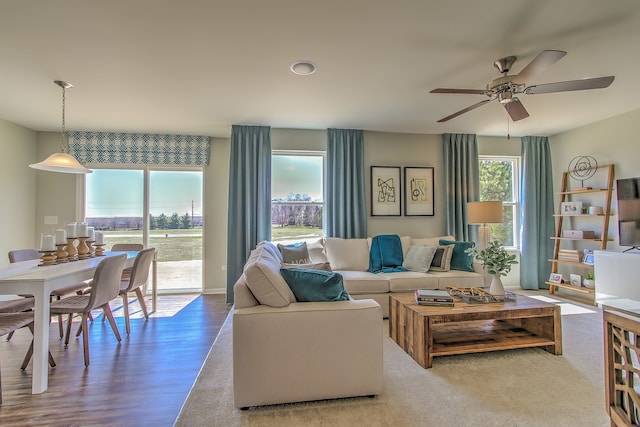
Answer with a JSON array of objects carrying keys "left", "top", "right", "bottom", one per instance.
[{"left": 1, "top": 0, "right": 639, "bottom": 139}]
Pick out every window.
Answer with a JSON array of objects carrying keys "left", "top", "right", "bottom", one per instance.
[
  {"left": 478, "top": 156, "right": 520, "bottom": 248},
  {"left": 271, "top": 151, "right": 324, "bottom": 242},
  {"left": 85, "top": 168, "right": 203, "bottom": 293}
]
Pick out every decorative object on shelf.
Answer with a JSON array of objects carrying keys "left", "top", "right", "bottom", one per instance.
[
  {"left": 561, "top": 201, "right": 582, "bottom": 215},
  {"left": 465, "top": 240, "right": 518, "bottom": 295},
  {"left": 569, "top": 274, "right": 582, "bottom": 287},
  {"left": 568, "top": 155, "right": 597, "bottom": 190},
  {"left": 467, "top": 201, "right": 503, "bottom": 250},
  {"left": 370, "top": 166, "right": 401, "bottom": 216},
  {"left": 28, "top": 81, "right": 92, "bottom": 174},
  {"left": 404, "top": 167, "right": 434, "bottom": 216},
  {"left": 583, "top": 272, "right": 595, "bottom": 288},
  {"left": 549, "top": 273, "right": 563, "bottom": 284},
  {"left": 589, "top": 206, "right": 604, "bottom": 215}
]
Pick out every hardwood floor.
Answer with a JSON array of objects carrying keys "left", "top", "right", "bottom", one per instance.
[{"left": 0, "top": 294, "right": 232, "bottom": 427}]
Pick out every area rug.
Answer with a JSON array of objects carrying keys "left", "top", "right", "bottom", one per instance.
[{"left": 174, "top": 293, "right": 609, "bottom": 426}]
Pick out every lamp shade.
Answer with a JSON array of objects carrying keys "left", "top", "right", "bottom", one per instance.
[
  {"left": 467, "top": 201, "right": 503, "bottom": 224},
  {"left": 29, "top": 152, "right": 92, "bottom": 174}
]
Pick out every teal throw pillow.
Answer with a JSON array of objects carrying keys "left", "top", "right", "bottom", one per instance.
[
  {"left": 439, "top": 239, "right": 475, "bottom": 272},
  {"left": 279, "top": 268, "right": 350, "bottom": 302}
]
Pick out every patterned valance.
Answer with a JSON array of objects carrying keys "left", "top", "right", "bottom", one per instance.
[{"left": 68, "top": 131, "right": 211, "bottom": 166}]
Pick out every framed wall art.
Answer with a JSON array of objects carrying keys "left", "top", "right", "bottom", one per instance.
[
  {"left": 404, "top": 166, "right": 434, "bottom": 216},
  {"left": 371, "top": 166, "right": 401, "bottom": 216}
]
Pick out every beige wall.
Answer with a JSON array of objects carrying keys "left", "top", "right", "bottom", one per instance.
[
  {"left": 11, "top": 110, "right": 640, "bottom": 292},
  {"left": 0, "top": 119, "right": 37, "bottom": 268},
  {"left": 550, "top": 108, "right": 640, "bottom": 252}
]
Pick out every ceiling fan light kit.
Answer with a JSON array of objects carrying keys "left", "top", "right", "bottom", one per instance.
[{"left": 431, "top": 50, "right": 615, "bottom": 123}]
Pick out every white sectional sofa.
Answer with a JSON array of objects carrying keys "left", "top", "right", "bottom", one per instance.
[
  {"left": 307, "top": 235, "right": 488, "bottom": 317},
  {"left": 233, "top": 241, "right": 383, "bottom": 408}
]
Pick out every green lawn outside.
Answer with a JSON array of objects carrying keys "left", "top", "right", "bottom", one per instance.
[
  {"left": 103, "top": 229, "right": 202, "bottom": 262},
  {"left": 102, "top": 226, "right": 321, "bottom": 261}
]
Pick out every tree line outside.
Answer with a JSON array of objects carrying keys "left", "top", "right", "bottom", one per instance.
[
  {"left": 272, "top": 193, "right": 323, "bottom": 241},
  {"left": 87, "top": 213, "right": 202, "bottom": 231},
  {"left": 479, "top": 159, "right": 516, "bottom": 247}
]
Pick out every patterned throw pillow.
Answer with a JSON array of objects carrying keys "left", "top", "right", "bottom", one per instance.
[
  {"left": 439, "top": 239, "right": 475, "bottom": 272},
  {"left": 277, "top": 242, "right": 310, "bottom": 264},
  {"left": 429, "top": 244, "right": 455, "bottom": 272},
  {"left": 281, "top": 262, "right": 332, "bottom": 271}
]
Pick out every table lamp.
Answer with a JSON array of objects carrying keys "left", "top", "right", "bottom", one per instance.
[{"left": 467, "top": 201, "right": 503, "bottom": 250}]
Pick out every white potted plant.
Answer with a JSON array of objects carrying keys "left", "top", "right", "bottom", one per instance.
[
  {"left": 465, "top": 240, "right": 518, "bottom": 295},
  {"left": 583, "top": 272, "right": 595, "bottom": 288}
]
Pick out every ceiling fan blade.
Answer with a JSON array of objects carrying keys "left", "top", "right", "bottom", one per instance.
[
  {"left": 504, "top": 98, "right": 529, "bottom": 121},
  {"left": 525, "top": 76, "right": 615, "bottom": 95},
  {"left": 436, "top": 99, "right": 492, "bottom": 122},
  {"left": 430, "top": 88, "right": 486, "bottom": 95},
  {"left": 511, "top": 50, "right": 567, "bottom": 84}
]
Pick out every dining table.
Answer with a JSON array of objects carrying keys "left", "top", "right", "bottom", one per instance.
[{"left": 0, "top": 251, "right": 156, "bottom": 394}]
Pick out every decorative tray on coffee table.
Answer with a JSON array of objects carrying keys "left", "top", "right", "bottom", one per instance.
[{"left": 445, "top": 286, "right": 516, "bottom": 304}]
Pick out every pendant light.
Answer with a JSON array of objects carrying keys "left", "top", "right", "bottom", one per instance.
[{"left": 29, "top": 80, "right": 92, "bottom": 174}]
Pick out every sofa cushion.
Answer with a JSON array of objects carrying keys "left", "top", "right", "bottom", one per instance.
[
  {"left": 402, "top": 245, "right": 437, "bottom": 273},
  {"left": 277, "top": 242, "right": 310, "bottom": 264},
  {"left": 439, "top": 239, "right": 475, "bottom": 272},
  {"left": 281, "top": 261, "right": 332, "bottom": 271},
  {"left": 280, "top": 268, "right": 350, "bottom": 302},
  {"left": 324, "top": 237, "right": 369, "bottom": 271},
  {"left": 382, "top": 271, "right": 440, "bottom": 292},
  {"left": 337, "top": 270, "right": 390, "bottom": 294},
  {"left": 307, "top": 238, "right": 327, "bottom": 263},
  {"left": 429, "top": 244, "right": 455, "bottom": 272},
  {"left": 244, "top": 244, "right": 296, "bottom": 307}
]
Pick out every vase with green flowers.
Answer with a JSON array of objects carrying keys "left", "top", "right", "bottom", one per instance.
[{"left": 465, "top": 240, "right": 518, "bottom": 295}]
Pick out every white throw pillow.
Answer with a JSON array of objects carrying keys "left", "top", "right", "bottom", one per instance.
[
  {"left": 244, "top": 245, "right": 296, "bottom": 307},
  {"left": 324, "top": 237, "right": 370, "bottom": 271},
  {"left": 402, "top": 245, "right": 437, "bottom": 273}
]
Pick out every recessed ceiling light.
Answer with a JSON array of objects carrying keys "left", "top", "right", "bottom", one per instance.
[{"left": 290, "top": 61, "right": 316, "bottom": 76}]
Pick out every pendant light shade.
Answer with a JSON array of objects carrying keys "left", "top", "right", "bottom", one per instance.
[
  {"left": 29, "top": 152, "right": 92, "bottom": 174},
  {"left": 29, "top": 80, "right": 92, "bottom": 174}
]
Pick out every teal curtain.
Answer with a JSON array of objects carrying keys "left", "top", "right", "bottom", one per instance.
[
  {"left": 226, "top": 125, "right": 271, "bottom": 303},
  {"left": 326, "top": 128, "right": 367, "bottom": 238},
  {"left": 520, "top": 136, "right": 554, "bottom": 290},
  {"left": 442, "top": 133, "right": 479, "bottom": 241}
]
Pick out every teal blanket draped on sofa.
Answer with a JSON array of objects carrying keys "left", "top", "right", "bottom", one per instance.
[{"left": 368, "top": 234, "right": 406, "bottom": 273}]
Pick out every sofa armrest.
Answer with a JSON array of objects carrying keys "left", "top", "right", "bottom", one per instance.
[{"left": 233, "top": 299, "right": 383, "bottom": 408}]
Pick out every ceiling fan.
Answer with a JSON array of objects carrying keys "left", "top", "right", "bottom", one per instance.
[{"left": 430, "top": 50, "right": 615, "bottom": 123}]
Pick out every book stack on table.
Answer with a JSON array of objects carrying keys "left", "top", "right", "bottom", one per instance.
[{"left": 414, "top": 289, "right": 454, "bottom": 307}]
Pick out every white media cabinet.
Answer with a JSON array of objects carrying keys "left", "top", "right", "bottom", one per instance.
[{"left": 595, "top": 250, "right": 640, "bottom": 303}]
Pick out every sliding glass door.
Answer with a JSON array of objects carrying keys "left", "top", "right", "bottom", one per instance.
[{"left": 85, "top": 168, "right": 203, "bottom": 293}]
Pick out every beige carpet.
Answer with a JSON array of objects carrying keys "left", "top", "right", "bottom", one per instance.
[{"left": 174, "top": 292, "right": 610, "bottom": 427}]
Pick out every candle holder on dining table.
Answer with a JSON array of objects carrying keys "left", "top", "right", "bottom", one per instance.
[
  {"left": 66, "top": 238, "right": 78, "bottom": 261},
  {"left": 86, "top": 240, "right": 95, "bottom": 257},
  {"left": 77, "top": 237, "right": 90, "bottom": 260},
  {"left": 55, "top": 244, "right": 69, "bottom": 263},
  {"left": 39, "top": 250, "right": 57, "bottom": 266},
  {"left": 94, "top": 244, "right": 106, "bottom": 257}
]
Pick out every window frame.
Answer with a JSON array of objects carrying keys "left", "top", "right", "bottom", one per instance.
[{"left": 478, "top": 155, "right": 521, "bottom": 250}]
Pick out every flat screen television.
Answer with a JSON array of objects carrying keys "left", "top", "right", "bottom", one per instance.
[{"left": 616, "top": 177, "right": 640, "bottom": 250}]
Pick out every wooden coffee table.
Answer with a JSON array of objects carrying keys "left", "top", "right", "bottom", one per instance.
[{"left": 389, "top": 292, "right": 562, "bottom": 368}]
